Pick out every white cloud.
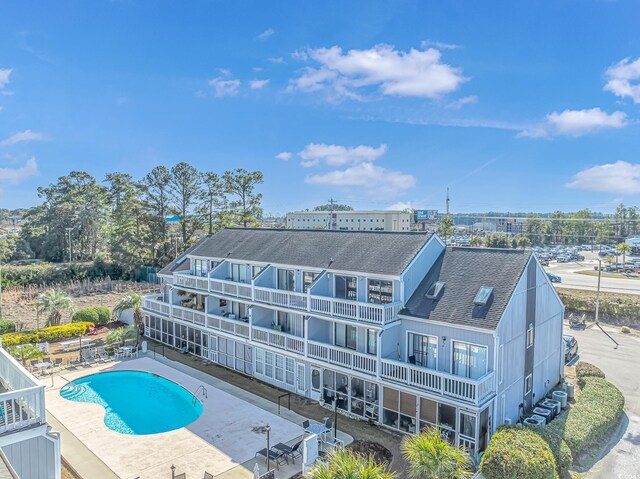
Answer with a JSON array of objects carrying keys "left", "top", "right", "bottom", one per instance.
[
  {"left": 268, "top": 57, "right": 285, "bottom": 64},
  {"left": 519, "top": 108, "right": 627, "bottom": 138},
  {"left": 289, "top": 44, "right": 467, "bottom": 101},
  {"left": 604, "top": 57, "right": 640, "bottom": 104},
  {"left": 299, "top": 143, "right": 387, "bottom": 167},
  {"left": 305, "top": 162, "right": 416, "bottom": 195},
  {"left": 386, "top": 201, "right": 421, "bottom": 210},
  {"left": 446, "top": 95, "right": 478, "bottom": 110},
  {"left": 208, "top": 70, "right": 240, "bottom": 97},
  {"left": 257, "top": 28, "right": 275, "bottom": 41},
  {"left": 0, "top": 69, "right": 12, "bottom": 89},
  {"left": 0, "top": 130, "right": 48, "bottom": 146},
  {"left": 249, "top": 79, "right": 269, "bottom": 90},
  {"left": 421, "top": 39, "right": 461, "bottom": 50},
  {"left": 567, "top": 161, "right": 640, "bottom": 194},
  {"left": 275, "top": 151, "right": 292, "bottom": 161},
  {"left": 0, "top": 157, "right": 39, "bottom": 183}
]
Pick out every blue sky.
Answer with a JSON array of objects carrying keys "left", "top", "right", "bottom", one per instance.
[{"left": 1, "top": 1, "right": 640, "bottom": 215}]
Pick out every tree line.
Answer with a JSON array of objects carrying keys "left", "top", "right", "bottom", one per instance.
[{"left": 1, "top": 164, "right": 263, "bottom": 277}]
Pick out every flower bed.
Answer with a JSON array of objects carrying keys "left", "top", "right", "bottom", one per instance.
[{"left": 2, "top": 322, "right": 95, "bottom": 346}]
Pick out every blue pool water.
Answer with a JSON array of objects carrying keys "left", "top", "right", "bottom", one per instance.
[{"left": 60, "top": 371, "right": 203, "bottom": 435}]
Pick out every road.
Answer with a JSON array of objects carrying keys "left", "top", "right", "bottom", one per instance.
[
  {"left": 545, "top": 252, "right": 640, "bottom": 295},
  {"left": 566, "top": 324, "right": 640, "bottom": 478}
]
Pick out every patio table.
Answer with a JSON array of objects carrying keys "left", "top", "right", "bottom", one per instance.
[
  {"left": 33, "top": 362, "right": 52, "bottom": 374},
  {"left": 304, "top": 423, "right": 331, "bottom": 442}
]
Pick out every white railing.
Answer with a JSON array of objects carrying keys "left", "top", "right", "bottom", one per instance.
[
  {"left": 171, "top": 305, "right": 206, "bottom": 326},
  {"left": 142, "top": 296, "right": 171, "bottom": 316},
  {"left": 254, "top": 287, "right": 308, "bottom": 311},
  {"left": 380, "top": 358, "right": 495, "bottom": 405},
  {"left": 0, "top": 348, "right": 46, "bottom": 433},
  {"left": 459, "top": 435, "right": 476, "bottom": 454},
  {"left": 307, "top": 340, "right": 377, "bottom": 375},
  {"left": 309, "top": 296, "right": 401, "bottom": 325},
  {"left": 251, "top": 326, "right": 305, "bottom": 355},
  {"left": 210, "top": 279, "right": 253, "bottom": 299},
  {"left": 206, "top": 313, "right": 250, "bottom": 338},
  {"left": 174, "top": 272, "right": 210, "bottom": 291}
]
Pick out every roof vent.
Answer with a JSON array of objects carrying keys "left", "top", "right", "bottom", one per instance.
[
  {"left": 474, "top": 286, "right": 494, "bottom": 305},
  {"left": 425, "top": 281, "right": 445, "bottom": 299}
]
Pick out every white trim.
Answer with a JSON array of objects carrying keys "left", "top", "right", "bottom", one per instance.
[
  {"left": 397, "top": 314, "right": 496, "bottom": 335},
  {"left": 524, "top": 373, "right": 532, "bottom": 395}
]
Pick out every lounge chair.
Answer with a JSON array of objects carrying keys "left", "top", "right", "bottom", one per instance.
[
  {"left": 254, "top": 448, "right": 286, "bottom": 468},
  {"left": 273, "top": 440, "right": 303, "bottom": 464},
  {"left": 80, "top": 348, "right": 97, "bottom": 365},
  {"left": 52, "top": 358, "right": 64, "bottom": 371},
  {"left": 95, "top": 347, "right": 110, "bottom": 362}
]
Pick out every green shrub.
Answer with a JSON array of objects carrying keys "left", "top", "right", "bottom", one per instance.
[
  {"left": 71, "top": 308, "right": 99, "bottom": 324},
  {"left": 575, "top": 361, "right": 605, "bottom": 388},
  {"left": 480, "top": 425, "right": 558, "bottom": 479},
  {"left": 526, "top": 425, "right": 572, "bottom": 476},
  {"left": 547, "top": 377, "right": 625, "bottom": 457},
  {"left": 1, "top": 322, "right": 94, "bottom": 346},
  {"left": 92, "top": 306, "right": 111, "bottom": 326},
  {"left": 0, "top": 319, "right": 16, "bottom": 335}
]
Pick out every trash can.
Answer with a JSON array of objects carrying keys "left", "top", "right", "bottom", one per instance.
[
  {"left": 141, "top": 340, "right": 148, "bottom": 354},
  {"left": 553, "top": 390, "right": 568, "bottom": 408},
  {"left": 565, "top": 382, "right": 575, "bottom": 400}
]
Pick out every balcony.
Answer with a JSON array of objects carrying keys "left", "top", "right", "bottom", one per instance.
[
  {"left": 254, "top": 287, "right": 308, "bottom": 311},
  {"left": 380, "top": 358, "right": 495, "bottom": 405},
  {"left": 173, "top": 272, "right": 209, "bottom": 291},
  {"left": 210, "top": 279, "right": 253, "bottom": 300},
  {"left": 309, "top": 296, "right": 401, "bottom": 325},
  {"left": 171, "top": 304, "right": 206, "bottom": 327},
  {"left": 0, "top": 348, "right": 47, "bottom": 434},
  {"left": 206, "top": 313, "right": 250, "bottom": 339},
  {"left": 251, "top": 326, "right": 305, "bottom": 355},
  {"left": 307, "top": 340, "right": 377, "bottom": 375},
  {"left": 142, "top": 295, "right": 171, "bottom": 317}
]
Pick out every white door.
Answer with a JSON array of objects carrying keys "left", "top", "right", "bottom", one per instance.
[
  {"left": 209, "top": 334, "right": 218, "bottom": 362},
  {"left": 310, "top": 367, "right": 321, "bottom": 401},
  {"left": 296, "top": 363, "right": 306, "bottom": 395}
]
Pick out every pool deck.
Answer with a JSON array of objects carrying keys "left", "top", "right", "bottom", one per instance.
[{"left": 45, "top": 355, "right": 351, "bottom": 478}]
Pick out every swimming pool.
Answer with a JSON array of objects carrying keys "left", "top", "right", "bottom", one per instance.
[{"left": 60, "top": 370, "right": 203, "bottom": 435}]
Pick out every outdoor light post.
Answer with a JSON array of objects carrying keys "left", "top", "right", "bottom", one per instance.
[{"left": 265, "top": 425, "right": 271, "bottom": 471}]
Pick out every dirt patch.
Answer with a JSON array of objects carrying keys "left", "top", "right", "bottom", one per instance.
[{"left": 347, "top": 440, "right": 393, "bottom": 464}]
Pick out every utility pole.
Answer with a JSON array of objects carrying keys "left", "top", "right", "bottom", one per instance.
[
  {"left": 65, "top": 227, "right": 74, "bottom": 267},
  {"left": 595, "top": 259, "right": 619, "bottom": 348},
  {"left": 327, "top": 197, "right": 337, "bottom": 230},
  {"left": 446, "top": 188, "right": 450, "bottom": 216}
]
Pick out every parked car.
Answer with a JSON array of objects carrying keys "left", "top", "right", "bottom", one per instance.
[
  {"left": 563, "top": 335, "right": 578, "bottom": 363},
  {"left": 547, "top": 272, "right": 561, "bottom": 283}
]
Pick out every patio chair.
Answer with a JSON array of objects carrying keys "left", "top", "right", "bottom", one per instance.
[
  {"left": 255, "top": 448, "right": 286, "bottom": 469},
  {"left": 131, "top": 346, "right": 139, "bottom": 358},
  {"left": 302, "top": 419, "right": 310, "bottom": 431},
  {"left": 95, "top": 347, "right": 110, "bottom": 362},
  {"left": 276, "top": 440, "right": 303, "bottom": 464},
  {"left": 29, "top": 359, "right": 39, "bottom": 372},
  {"left": 52, "top": 358, "right": 64, "bottom": 371}
]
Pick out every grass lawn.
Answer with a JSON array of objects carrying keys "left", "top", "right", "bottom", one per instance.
[{"left": 574, "top": 270, "right": 640, "bottom": 280}]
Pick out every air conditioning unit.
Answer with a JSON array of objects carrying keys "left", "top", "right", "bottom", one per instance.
[
  {"left": 524, "top": 415, "right": 546, "bottom": 426},
  {"left": 504, "top": 417, "right": 512, "bottom": 425}
]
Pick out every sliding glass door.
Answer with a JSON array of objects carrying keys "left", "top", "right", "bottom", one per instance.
[{"left": 452, "top": 341, "right": 488, "bottom": 379}]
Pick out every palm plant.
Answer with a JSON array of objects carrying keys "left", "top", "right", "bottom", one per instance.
[
  {"left": 305, "top": 448, "right": 395, "bottom": 479},
  {"left": 8, "top": 344, "right": 44, "bottom": 366},
  {"left": 112, "top": 292, "right": 143, "bottom": 332},
  {"left": 35, "top": 289, "right": 74, "bottom": 326},
  {"left": 401, "top": 427, "right": 473, "bottom": 479},
  {"left": 106, "top": 325, "right": 139, "bottom": 346},
  {"left": 616, "top": 242, "right": 632, "bottom": 267}
]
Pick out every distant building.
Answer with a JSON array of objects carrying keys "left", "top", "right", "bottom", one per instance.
[
  {"left": 495, "top": 218, "right": 526, "bottom": 235},
  {"left": 286, "top": 210, "right": 413, "bottom": 231},
  {"left": 625, "top": 237, "right": 640, "bottom": 253}
]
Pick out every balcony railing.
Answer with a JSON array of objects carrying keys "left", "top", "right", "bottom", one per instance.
[
  {"left": 307, "top": 340, "right": 377, "bottom": 375},
  {"left": 174, "top": 272, "right": 210, "bottom": 291},
  {"left": 206, "top": 313, "right": 250, "bottom": 339},
  {"left": 380, "top": 358, "right": 495, "bottom": 405},
  {"left": 309, "top": 296, "right": 401, "bottom": 325},
  {"left": 254, "top": 287, "right": 308, "bottom": 311},
  {"left": 0, "top": 348, "right": 47, "bottom": 434},
  {"left": 143, "top": 296, "right": 171, "bottom": 316},
  {"left": 172, "top": 304, "right": 206, "bottom": 327},
  {"left": 210, "top": 279, "right": 253, "bottom": 300},
  {"left": 252, "top": 326, "right": 305, "bottom": 355}
]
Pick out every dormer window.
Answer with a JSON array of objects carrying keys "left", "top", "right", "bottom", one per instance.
[
  {"left": 425, "top": 281, "right": 445, "bottom": 299},
  {"left": 474, "top": 287, "right": 494, "bottom": 305}
]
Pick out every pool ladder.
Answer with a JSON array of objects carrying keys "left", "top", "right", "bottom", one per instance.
[{"left": 193, "top": 385, "right": 208, "bottom": 405}]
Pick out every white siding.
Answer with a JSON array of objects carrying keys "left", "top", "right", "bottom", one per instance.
[{"left": 2, "top": 434, "right": 59, "bottom": 479}]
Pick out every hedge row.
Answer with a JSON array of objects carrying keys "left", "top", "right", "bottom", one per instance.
[
  {"left": 526, "top": 425, "right": 573, "bottom": 476},
  {"left": 546, "top": 377, "right": 625, "bottom": 457},
  {"left": 71, "top": 306, "right": 111, "bottom": 327},
  {"left": 557, "top": 288, "right": 640, "bottom": 322},
  {"left": 480, "top": 425, "right": 558, "bottom": 479},
  {"left": 0, "top": 320, "right": 16, "bottom": 335},
  {"left": 1, "top": 322, "right": 95, "bottom": 346},
  {"left": 575, "top": 361, "right": 606, "bottom": 389}
]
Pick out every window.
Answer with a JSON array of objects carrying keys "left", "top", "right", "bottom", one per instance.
[
  {"left": 474, "top": 287, "right": 494, "bottom": 305},
  {"left": 409, "top": 333, "right": 437, "bottom": 369},
  {"left": 438, "top": 403, "right": 457, "bottom": 443},
  {"left": 367, "top": 329, "right": 377, "bottom": 355},
  {"left": 286, "top": 357, "right": 295, "bottom": 386},
  {"left": 231, "top": 263, "right": 247, "bottom": 283},
  {"left": 303, "top": 271, "right": 319, "bottom": 293},
  {"left": 335, "top": 275, "right": 357, "bottom": 300},
  {"left": 367, "top": 279, "right": 393, "bottom": 304},
  {"left": 460, "top": 412, "right": 476, "bottom": 439},
  {"left": 452, "top": 341, "right": 488, "bottom": 379},
  {"left": 499, "top": 344, "right": 504, "bottom": 385},
  {"left": 419, "top": 397, "right": 437, "bottom": 430},
  {"left": 311, "top": 369, "right": 320, "bottom": 391},
  {"left": 277, "top": 269, "right": 295, "bottom": 291},
  {"left": 335, "top": 323, "right": 357, "bottom": 350},
  {"left": 525, "top": 374, "right": 532, "bottom": 395},
  {"left": 383, "top": 387, "right": 416, "bottom": 433},
  {"left": 350, "top": 377, "right": 378, "bottom": 419},
  {"left": 252, "top": 265, "right": 264, "bottom": 278},
  {"left": 425, "top": 281, "right": 445, "bottom": 299},
  {"left": 277, "top": 311, "right": 301, "bottom": 336},
  {"left": 526, "top": 323, "right": 534, "bottom": 348},
  {"left": 230, "top": 301, "right": 248, "bottom": 320}
]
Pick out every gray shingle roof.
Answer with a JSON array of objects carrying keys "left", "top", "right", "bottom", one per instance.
[
  {"left": 158, "top": 242, "right": 201, "bottom": 275},
  {"left": 402, "top": 247, "right": 533, "bottom": 330},
  {"left": 161, "top": 228, "right": 433, "bottom": 276}
]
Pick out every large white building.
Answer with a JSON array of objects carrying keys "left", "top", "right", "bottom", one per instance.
[
  {"left": 286, "top": 210, "right": 413, "bottom": 231},
  {"left": 0, "top": 345, "right": 61, "bottom": 479},
  {"left": 143, "top": 228, "right": 564, "bottom": 457}
]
